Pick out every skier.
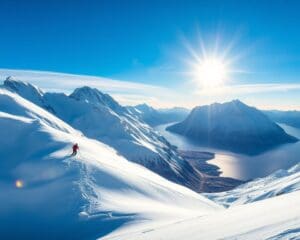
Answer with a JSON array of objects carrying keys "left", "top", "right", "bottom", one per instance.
[{"left": 72, "top": 143, "right": 79, "bottom": 156}]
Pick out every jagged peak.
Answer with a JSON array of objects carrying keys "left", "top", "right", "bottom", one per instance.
[
  {"left": 193, "top": 99, "right": 249, "bottom": 112},
  {"left": 135, "top": 103, "right": 156, "bottom": 112},
  {"left": 229, "top": 99, "right": 247, "bottom": 107},
  {"left": 230, "top": 99, "right": 243, "bottom": 104},
  {"left": 3, "top": 76, "right": 44, "bottom": 96},
  {"left": 70, "top": 86, "right": 123, "bottom": 112}
]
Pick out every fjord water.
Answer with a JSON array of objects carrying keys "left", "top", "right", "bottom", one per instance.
[{"left": 155, "top": 123, "right": 300, "bottom": 180}]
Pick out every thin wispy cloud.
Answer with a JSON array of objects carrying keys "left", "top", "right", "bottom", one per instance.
[
  {"left": 196, "top": 83, "right": 300, "bottom": 96},
  {"left": 0, "top": 69, "right": 179, "bottom": 107},
  {"left": 1, "top": 69, "right": 300, "bottom": 110},
  {"left": 0, "top": 69, "right": 161, "bottom": 92}
]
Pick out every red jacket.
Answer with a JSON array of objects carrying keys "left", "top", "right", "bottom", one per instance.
[{"left": 73, "top": 144, "right": 79, "bottom": 152}]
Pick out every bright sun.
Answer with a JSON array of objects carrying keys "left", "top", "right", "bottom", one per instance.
[{"left": 194, "top": 57, "right": 227, "bottom": 89}]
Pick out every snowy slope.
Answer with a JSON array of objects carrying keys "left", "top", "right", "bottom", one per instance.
[
  {"left": 103, "top": 191, "right": 300, "bottom": 240},
  {"left": 103, "top": 163, "right": 300, "bottom": 240},
  {"left": 0, "top": 88, "right": 221, "bottom": 239},
  {"left": 167, "top": 100, "right": 297, "bottom": 154},
  {"left": 205, "top": 163, "right": 300, "bottom": 207},
  {"left": 2, "top": 78, "right": 204, "bottom": 192},
  {"left": 102, "top": 152, "right": 300, "bottom": 239},
  {"left": 2, "top": 82, "right": 300, "bottom": 240}
]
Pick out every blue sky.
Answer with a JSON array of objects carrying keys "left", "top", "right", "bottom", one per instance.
[{"left": 1, "top": 0, "right": 300, "bottom": 109}]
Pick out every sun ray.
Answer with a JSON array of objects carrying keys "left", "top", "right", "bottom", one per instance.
[
  {"left": 192, "top": 57, "right": 228, "bottom": 89},
  {"left": 181, "top": 30, "right": 246, "bottom": 94}
]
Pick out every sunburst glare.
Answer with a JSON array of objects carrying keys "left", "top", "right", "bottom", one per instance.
[
  {"left": 182, "top": 33, "right": 242, "bottom": 94},
  {"left": 193, "top": 57, "right": 228, "bottom": 89}
]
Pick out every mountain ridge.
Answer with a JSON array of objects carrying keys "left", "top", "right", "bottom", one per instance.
[
  {"left": 264, "top": 109, "right": 300, "bottom": 129},
  {"left": 127, "top": 103, "right": 189, "bottom": 126},
  {"left": 2, "top": 77, "right": 209, "bottom": 193},
  {"left": 1, "top": 72, "right": 300, "bottom": 239},
  {"left": 0, "top": 88, "right": 220, "bottom": 238}
]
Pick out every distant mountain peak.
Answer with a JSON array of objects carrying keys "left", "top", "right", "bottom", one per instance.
[
  {"left": 3, "top": 76, "right": 44, "bottom": 96},
  {"left": 2, "top": 76, "right": 46, "bottom": 108},
  {"left": 231, "top": 99, "right": 243, "bottom": 104},
  {"left": 167, "top": 100, "right": 298, "bottom": 155},
  {"left": 135, "top": 103, "right": 156, "bottom": 112},
  {"left": 70, "top": 86, "right": 103, "bottom": 98},
  {"left": 229, "top": 99, "right": 248, "bottom": 107},
  {"left": 212, "top": 99, "right": 244, "bottom": 107},
  {"left": 197, "top": 100, "right": 253, "bottom": 115},
  {"left": 127, "top": 104, "right": 190, "bottom": 126},
  {"left": 136, "top": 103, "right": 151, "bottom": 108},
  {"left": 5, "top": 76, "right": 14, "bottom": 81},
  {"left": 70, "top": 86, "right": 123, "bottom": 112}
]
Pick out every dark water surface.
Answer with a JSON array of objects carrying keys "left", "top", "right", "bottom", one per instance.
[{"left": 155, "top": 123, "right": 300, "bottom": 180}]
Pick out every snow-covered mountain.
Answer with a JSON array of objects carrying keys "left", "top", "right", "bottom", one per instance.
[
  {"left": 167, "top": 100, "right": 298, "bottom": 154},
  {"left": 127, "top": 103, "right": 189, "bottom": 126},
  {"left": 3, "top": 76, "right": 52, "bottom": 111},
  {"left": 0, "top": 88, "right": 221, "bottom": 239},
  {"left": 264, "top": 109, "right": 300, "bottom": 129},
  {"left": 2, "top": 78, "right": 203, "bottom": 192},
  {"left": 2, "top": 77, "right": 300, "bottom": 240}
]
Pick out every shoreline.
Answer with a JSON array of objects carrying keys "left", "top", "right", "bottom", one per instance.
[{"left": 179, "top": 150, "right": 245, "bottom": 192}]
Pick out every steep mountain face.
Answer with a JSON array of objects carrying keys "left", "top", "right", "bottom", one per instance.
[
  {"left": 0, "top": 88, "right": 220, "bottom": 239},
  {"left": 128, "top": 103, "right": 189, "bottom": 126},
  {"left": 2, "top": 76, "right": 53, "bottom": 111},
  {"left": 167, "top": 100, "right": 298, "bottom": 154},
  {"left": 264, "top": 110, "right": 300, "bottom": 129},
  {"left": 70, "top": 86, "right": 125, "bottom": 113},
  {"left": 2, "top": 78, "right": 205, "bottom": 192}
]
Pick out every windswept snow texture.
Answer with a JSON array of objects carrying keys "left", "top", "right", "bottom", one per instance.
[
  {"left": 167, "top": 100, "right": 298, "bottom": 155},
  {"left": 2, "top": 78, "right": 203, "bottom": 192},
  {"left": 0, "top": 89, "right": 220, "bottom": 239}
]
